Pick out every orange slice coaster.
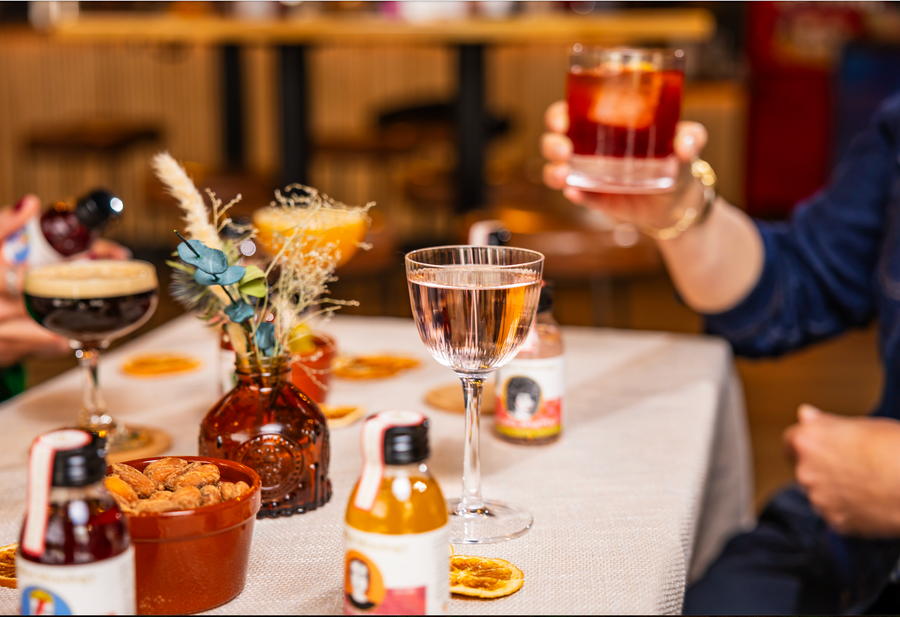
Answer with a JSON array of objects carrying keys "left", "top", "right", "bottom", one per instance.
[
  {"left": 333, "top": 355, "right": 420, "bottom": 380},
  {"left": 122, "top": 353, "right": 202, "bottom": 377},
  {"left": 0, "top": 543, "right": 17, "bottom": 589},
  {"left": 450, "top": 555, "right": 523, "bottom": 598}
]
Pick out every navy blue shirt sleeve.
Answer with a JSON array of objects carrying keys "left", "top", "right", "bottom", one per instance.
[{"left": 704, "top": 94, "right": 900, "bottom": 358}]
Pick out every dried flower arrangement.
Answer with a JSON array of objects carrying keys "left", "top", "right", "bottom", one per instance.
[{"left": 153, "top": 152, "right": 372, "bottom": 366}]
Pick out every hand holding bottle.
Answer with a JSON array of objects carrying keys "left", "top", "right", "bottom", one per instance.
[{"left": 0, "top": 196, "right": 68, "bottom": 366}]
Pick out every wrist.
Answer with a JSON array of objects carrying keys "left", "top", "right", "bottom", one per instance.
[
  {"left": 639, "top": 159, "right": 716, "bottom": 241},
  {"left": 653, "top": 178, "right": 710, "bottom": 246}
]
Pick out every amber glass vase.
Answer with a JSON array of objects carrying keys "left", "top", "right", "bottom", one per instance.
[{"left": 199, "top": 354, "right": 332, "bottom": 518}]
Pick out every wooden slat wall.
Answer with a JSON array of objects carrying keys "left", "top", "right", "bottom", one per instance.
[
  {"left": 0, "top": 32, "right": 222, "bottom": 247},
  {"left": 0, "top": 33, "right": 745, "bottom": 249}
]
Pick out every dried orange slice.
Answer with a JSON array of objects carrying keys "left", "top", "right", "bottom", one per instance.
[
  {"left": 0, "top": 543, "right": 17, "bottom": 589},
  {"left": 333, "top": 355, "right": 420, "bottom": 380},
  {"left": 320, "top": 405, "right": 359, "bottom": 420},
  {"left": 320, "top": 405, "right": 366, "bottom": 428},
  {"left": 450, "top": 555, "right": 523, "bottom": 598},
  {"left": 122, "top": 353, "right": 202, "bottom": 377}
]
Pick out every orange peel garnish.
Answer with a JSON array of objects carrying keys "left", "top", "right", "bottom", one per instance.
[
  {"left": 450, "top": 555, "right": 523, "bottom": 598},
  {"left": 122, "top": 353, "right": 202, "bottom": 377},
  {"left": 0, "top": 543, "right": 17, "bottom": 589},
  {"left": 333, "top": 355, "right": 420, "bottom": 380}
]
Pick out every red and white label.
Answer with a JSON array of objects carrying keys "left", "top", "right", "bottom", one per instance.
[
  {"left": 354, "top": 411, "right": 426, "bottom": 512},
  {"left": 495, "top": 356, "right": 565, "bottom": 439},
  {"left": 344, "top": 525, "right": 449, "bottom": 615}
]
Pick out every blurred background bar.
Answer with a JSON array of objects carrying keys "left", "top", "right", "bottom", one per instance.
[
  {"left": 52, "top": 7, "right": 715, "bottom": 211},
  {"left": 2, "top": 0, "right": 900, "bottom": 510}
]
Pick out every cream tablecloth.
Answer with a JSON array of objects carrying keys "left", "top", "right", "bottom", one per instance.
[{"left": 0, "top": 315, "right": 753, "bottom": 614}]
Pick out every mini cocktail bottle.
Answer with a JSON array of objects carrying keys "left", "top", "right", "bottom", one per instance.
[
  {"left": 495, "top": 284, "right": 565, "bottom": 444},
  {"left": 2, "top": 189, "right": 122, "bottom": 267},
  {"left": 344, "top": 411, "right": 449, "bottom": 615},
  {"left": 17, "top": 429, "right": 135, "bottom": 615}
]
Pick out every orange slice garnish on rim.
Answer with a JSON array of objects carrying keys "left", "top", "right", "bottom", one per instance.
[
  {"left": 122, "top": 353, "right": 202, "bottom": 377},
  {"left": 450, "top": 555, "right": 523, "bottom": 598},
  {"left": 0, "top": 543, "right": 17, "bottom": 589}
]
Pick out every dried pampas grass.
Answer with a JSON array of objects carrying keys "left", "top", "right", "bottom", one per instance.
[{"left": 152, "top": 152, "right": 221, "bottom": 250}]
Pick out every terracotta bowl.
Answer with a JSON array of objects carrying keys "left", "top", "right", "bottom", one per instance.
[{"left": 113, "top": 456, "right": 262, "bottom": 615}]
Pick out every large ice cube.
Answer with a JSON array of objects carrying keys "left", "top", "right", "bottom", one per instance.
[{"left": 588, "top": 71, "right": 664, "bottom": 129}]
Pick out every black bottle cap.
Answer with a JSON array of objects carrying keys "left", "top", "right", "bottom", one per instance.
[
  {"left": 384, "top": 418, "right": 429, "bottom": 465},
  {"left": 538, "top": 282, "right": 555, "bottom": 314},
  {"left": 51, "top": 431, "right": 107, "bottom": 487},
  {"left": 75, "top": 188, "right": 122, "bottom": 230}
]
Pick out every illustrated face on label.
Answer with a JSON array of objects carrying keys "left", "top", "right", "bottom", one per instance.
[
  {"left": 349, "top": 560, "right": 370, "bottom": 606},
  {"left": 345, "top": 551, "right": 384, "bottom": 610},
  {"left": 507, "top": 376, "right": 541, "bottom": 419}
]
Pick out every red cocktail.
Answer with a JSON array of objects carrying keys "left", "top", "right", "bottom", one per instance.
[{"left": 566, "top": 47, "right": 685, "bottom": 193}]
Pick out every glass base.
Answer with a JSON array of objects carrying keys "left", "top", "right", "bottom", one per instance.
[
  {"left": 447, "top": 498, "right": 533, "bottom": 544},
  {"left": 107, "top": 426, "right": 153, "bottom": 453},
  {"left": 567, "top": 154, "right": 677, "bottom": 194},
  {"left": 76, "top": 421, "right": 152, "bottom": 454}
]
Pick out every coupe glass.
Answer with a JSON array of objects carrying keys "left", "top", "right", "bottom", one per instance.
[
  {"left": 252, "top": 205, "right": 367, "bottom": 268},
  {"left": 406, "top": 246, "right": 543, "bottom": 543},
  {"left": 23, "top": 259, "right": 159, "bottom": 452}
]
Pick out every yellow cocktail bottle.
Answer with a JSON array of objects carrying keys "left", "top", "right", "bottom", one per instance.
[{"left": 344, "top": 411, "right": 449, "bottom": 615}]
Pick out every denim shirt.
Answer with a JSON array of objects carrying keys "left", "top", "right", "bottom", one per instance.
[{"left": 706, "top": 93, "right": 900, "bottom": 420}]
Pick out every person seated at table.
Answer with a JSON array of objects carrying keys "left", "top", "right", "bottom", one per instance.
[
  {"left": 542, "top": 92, "right": 900, "bottom": 614},
  {"left": 0, "top": 194, "right": 129, "bottom": 402}
]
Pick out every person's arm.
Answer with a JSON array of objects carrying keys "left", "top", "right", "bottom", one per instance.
[
  {"left": 544, "top": 96, "right": 898, "bottom": 356},
  {"left": 542, "top": 102, "right": 764, "bottom": 313}
]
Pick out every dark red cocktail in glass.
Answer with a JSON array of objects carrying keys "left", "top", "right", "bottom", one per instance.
[{"left": 566, "top": 47, "right": 685, "bottom": 193}]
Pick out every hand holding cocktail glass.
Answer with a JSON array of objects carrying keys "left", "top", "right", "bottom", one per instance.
[
  {"left": 544, "top": 101, "right": 709, "bottom": 231},
  {"left": 544, "top": 46, "right": 711, "bottom": 233}
]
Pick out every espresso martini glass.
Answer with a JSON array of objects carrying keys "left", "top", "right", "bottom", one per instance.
[{"left": 23, "top": 259, "right": 159, "bottom": 453}]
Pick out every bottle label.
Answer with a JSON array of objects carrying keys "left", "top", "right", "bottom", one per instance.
[
  {"left": 18, "top": 546, "right": 136, "bottom": 615},
  {"left": 1, "top": 216, "right": 61, "bottom": 267},
  {"left": 495, "top": 355, "right": 565, "bottom": 439},
  {"left": 344, "top": 525, "right": 449, "bottom": 615}
]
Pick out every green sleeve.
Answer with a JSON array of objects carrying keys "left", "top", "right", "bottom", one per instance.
[{"left": 0, "top": 364, "right": 25, "bottom": 402}]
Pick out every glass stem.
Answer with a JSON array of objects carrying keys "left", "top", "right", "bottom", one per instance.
[
  {"left": 77, "top": 347, "right": 108, "bottom": 432},
  {"left": 459, "top": 373, "right": 488, "bottom": 514}
]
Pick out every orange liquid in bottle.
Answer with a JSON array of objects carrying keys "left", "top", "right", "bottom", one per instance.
[
  {"left": 346, "top": 468, "right": 447, "bottom": 534},
  {"left": 344, "top": 412, "right": 449, "bottom": 615}
]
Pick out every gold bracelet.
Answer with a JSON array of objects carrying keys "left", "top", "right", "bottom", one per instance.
[{"left": 639, "top": 159, "right": 717, "bottom": 241}]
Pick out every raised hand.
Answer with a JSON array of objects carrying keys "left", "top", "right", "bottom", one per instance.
[{"left": 541, "top": 100, "right": 709, "bottom": 234}]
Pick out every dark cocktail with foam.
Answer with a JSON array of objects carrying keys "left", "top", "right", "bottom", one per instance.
[
  {"left": 24, "top": 260, "right": 158, "bottom": 345},
  {"left": 24, "top": 260, "right": 159, "bottom": 452}
]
